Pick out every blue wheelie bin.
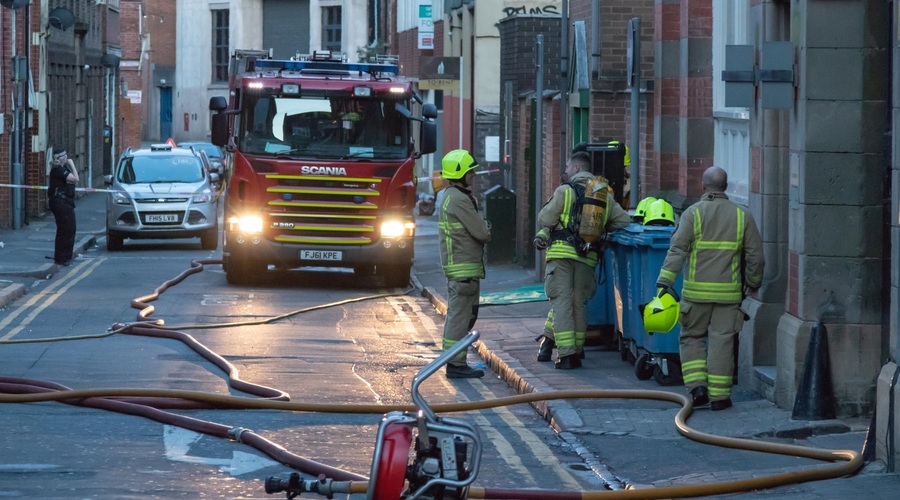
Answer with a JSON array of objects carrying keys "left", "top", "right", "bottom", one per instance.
[
  {"left": 632, "top": 226, "right": 684, "bottom": 386},
  {"left": 585, "top": 246, "right": 617, "bottom": 349},
  {"left": 609, "top": 224, "right": 645, "bottom": 364}
]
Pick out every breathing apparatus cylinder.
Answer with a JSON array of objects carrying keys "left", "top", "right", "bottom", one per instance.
[{"left": 578, "top": 176, "right": 610, "bottom": 244}]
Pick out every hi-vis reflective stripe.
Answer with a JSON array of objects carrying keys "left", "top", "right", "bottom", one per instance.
[{"left": 684, "top": 207, "right": 745, "bottom": 301}]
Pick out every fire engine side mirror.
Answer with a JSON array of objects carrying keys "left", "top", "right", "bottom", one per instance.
[
  {"left": 209, "top": 96, "right": 227, "bottom": 112},
  {"left": 209, "top": 96, "right": 230, "bottom": 147},
  {"left": 211, "top": 114, "right": 229, "bottom": 147},
  {"left": 422, "top": 103, "right": 437, "bottom": 120},
  {"left": 420, "top": 121, "right": 437, "bottom": 155}
]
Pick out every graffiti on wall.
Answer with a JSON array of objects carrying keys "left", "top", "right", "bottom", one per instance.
[{"left": 502, "top": 2, "right": 561, "bottom": 17}]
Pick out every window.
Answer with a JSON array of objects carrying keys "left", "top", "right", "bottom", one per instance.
[
  {"left": 322, "top": 6, "right": 342, "bottom": 52},
  {"left": 712, "top": 0, "right": 750, "bottom": 204},
  {"left": 212, "top": 10, "right": 230, "bottom": 83}
]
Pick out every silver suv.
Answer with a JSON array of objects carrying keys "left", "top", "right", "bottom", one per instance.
[{"left": 104, "top": 143, "right": 219, "bottom": 250}]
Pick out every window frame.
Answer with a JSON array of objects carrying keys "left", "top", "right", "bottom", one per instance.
[
  {"left": 322, "top": 6, "right": 342, "bottom": 52},
  {"left": 212, "top": 9, "right": 230, "bottom": 83}
]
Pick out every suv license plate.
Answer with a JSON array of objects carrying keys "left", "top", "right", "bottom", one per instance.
[
  {"left": 300, "top": 250, "right": 342, "bottom": 261},
  {"left": 145, "top": 214, "right": 178, "bottom": 223}
]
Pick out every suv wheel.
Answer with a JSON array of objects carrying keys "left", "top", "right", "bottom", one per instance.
[
  {"left": 200, "top": 226, "right": 218, "bottom": 250},
  {"left": 107, "top": 231, "right": 124, "bottom": 251}
]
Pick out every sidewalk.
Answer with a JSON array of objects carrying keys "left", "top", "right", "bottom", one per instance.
[
  {"left": 1, "top": 193, "right": 898, "bottom": 497},
  {"left": 0, "top": 192, "right": 106, "bottom": 307},
  {"left": 411, "top": 213, "right": 900, "bottom": 498}
]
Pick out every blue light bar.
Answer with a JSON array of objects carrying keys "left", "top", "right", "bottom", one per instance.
[{"left": 254, "top": 59, "right": 399, "bottom": 76}]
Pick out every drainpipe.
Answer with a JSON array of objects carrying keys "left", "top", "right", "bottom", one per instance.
[
  {"left": 10, "top": 7, "right": 23, "bottom": 229},
  {"left": 560, "top": 0, "right": 568, "bottom": 169},
  {"left": 535, "top": 35, "right": 544, "bottom": 277},
  {"left": 591, "top": 0, "right": 600, "bottom": 80}
]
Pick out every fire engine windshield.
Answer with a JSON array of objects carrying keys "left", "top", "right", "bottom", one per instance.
[{"left": 239, "top": 93, "right": 410, "bottom": 159}]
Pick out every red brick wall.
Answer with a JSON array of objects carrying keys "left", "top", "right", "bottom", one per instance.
[
  {"left": 515, "top": 97, "right": 533, "bottom": 265},
  {"left": 677, "top": 0, "right": 713, "bottom": 201},
  {"left": 0, "top": 5, "right": 46, "bottom": 226},
  {"left": 120, "top": 1, "right": 144, "bottom": 151},
  {"left": 394, "top": 21, "right": 443, "bottom": 79},
  {"left": 568, "top": 0, "right": 655, "bottom": 206}
]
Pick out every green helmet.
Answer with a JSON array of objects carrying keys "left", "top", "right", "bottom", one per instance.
[
  {"left": 643, "top": 287, "right": 680, "bottom": 333},
  {"left": 643, "top": 199, "right": 675, "bottom": 226},
  {"left": 633, "top": 196, "right": 658, "bottom": 223},
  {"left": 441, "top": 149, "right": 479, "bottom": 180}
]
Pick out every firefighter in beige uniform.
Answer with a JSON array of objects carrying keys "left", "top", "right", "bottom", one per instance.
[
  {"left": 655, "top": 166, "right": 764, "bottom": 411},
  {"left": 533, "top": 152, "right": 631, "bottom": 369},
  {"left": 438, "top": 149, "right": 492, "bottom": 379}
]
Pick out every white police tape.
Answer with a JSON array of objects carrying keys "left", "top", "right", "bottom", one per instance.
[
  {"left": 0, "top": 182, "right": 117, "bottom": 193},
  {"left": 0, "top": 182, "right": 222, "bottom": 197},
  {"left": 417, "top": 168, "right": 499, "bottom": 182}
]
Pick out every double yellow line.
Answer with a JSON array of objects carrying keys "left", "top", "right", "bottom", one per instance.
[{"left": 0, "top": 257, "right": 106, "bottom": 341}]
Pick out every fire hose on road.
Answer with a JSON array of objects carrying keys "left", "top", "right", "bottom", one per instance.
[{"left": 0, "top": 259, "right": 863, "bottom": 498}]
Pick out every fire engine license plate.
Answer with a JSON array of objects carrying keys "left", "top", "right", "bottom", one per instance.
[
  {"left": 300, "top": 250, "right": 342, "bottom": 261},
  {"left": 145, "top": 214, "right": 178, "bottom": 223}
]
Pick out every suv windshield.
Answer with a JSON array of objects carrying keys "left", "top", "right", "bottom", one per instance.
[
  {"left": 238, "top": 93, "right": 409, "bottom": 159},
  {"left": 117, "top": 155, "right": 205, "bottom": 184}
]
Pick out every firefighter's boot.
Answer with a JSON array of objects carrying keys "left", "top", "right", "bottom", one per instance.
[
  {"left": 691, "top": 386, "right": 709, "bottom": 407},
  {"left": 537, "top": 336, "right": 555, "bottom": 362},
  {"left": 446, "top": 364, "right": 485, "bottom": 379},
  {"left": 555, "top": 354, "right": 582, "bottom": 370}
]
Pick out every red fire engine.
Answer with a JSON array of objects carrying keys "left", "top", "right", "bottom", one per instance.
[{"left": 210, "top": 50, "right": 436, "bottom": 286}]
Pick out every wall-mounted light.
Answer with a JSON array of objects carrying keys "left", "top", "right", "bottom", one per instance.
[
  {"left": 49, "top": 7, "right": 76, "bottom": 31},
  {"left": 101, "top": 54, "right": 121, "bottom": 68}
]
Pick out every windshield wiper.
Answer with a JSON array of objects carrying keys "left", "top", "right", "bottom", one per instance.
[
  {"left": 341, "top": 150, "right": 376, "bottom": 160},
  {"left": 274, "top": 148, "right": 306, "bottom": 157}
]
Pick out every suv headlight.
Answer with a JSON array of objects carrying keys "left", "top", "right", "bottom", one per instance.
[
  {"left": 113, "top": 192, "right": 131, "bottom": 205},
  {"left": 192, "top": 193, "right": 212, "bottom": 203}
]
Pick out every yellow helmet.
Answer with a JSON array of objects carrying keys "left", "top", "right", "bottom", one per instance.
[
  {"left": 441, "top": 149, "right": 479, "bottom": 180},
  {"left": 633, "top": 196, "right": 657, "bottom": 223},
  {"left": 643, "top": 287, "right": 680, "bottom": 333},
  {"left": 643, "top": 199, "right": 675, "bottom": 226},
  {"left": 608, "top": 141, "right": 631, "bottom": 166}
]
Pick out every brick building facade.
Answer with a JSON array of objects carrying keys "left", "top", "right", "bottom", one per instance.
[{"left": 0, "top": 1, "right": 121, "bottom": 228}]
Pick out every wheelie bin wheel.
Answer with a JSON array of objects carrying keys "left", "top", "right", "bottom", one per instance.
[
  {"left": 634, "top": 353, "right": 654, "bottom": 380},
  {"left": 653, "top": 360, "right": 683, "bottom": 386}
]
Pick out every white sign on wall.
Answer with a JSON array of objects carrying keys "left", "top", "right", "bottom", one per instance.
[
  {"left": 485, "top": 136, "right": 500, "bottom": 162},
  {"left": 127, "top": 90, "right": 142, "bottom": 104},
  {"left": 418, "top": 0, "right": 434, "bottom": 50}
]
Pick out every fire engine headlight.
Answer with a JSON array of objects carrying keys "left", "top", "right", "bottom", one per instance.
[
  {"left": 113, "top": 192, "right": 131, "bottom": 205},
  {"left": 192, "top": 193, "right": 212, "bottom": 204},
  {"left": 231, "top": 215, "right": 264, "bottom": 234},
  {"left": 380, "top": 220, "right": 415, "bottom": 239}
]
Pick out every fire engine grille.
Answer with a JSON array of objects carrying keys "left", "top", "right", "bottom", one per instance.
[{"left": 265, "top": 174, "right": 382, "bottom": 245}]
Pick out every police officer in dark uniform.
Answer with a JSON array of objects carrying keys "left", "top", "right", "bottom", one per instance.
[{"left": 48, "top": 149, "right": 79, "bottom": 266}]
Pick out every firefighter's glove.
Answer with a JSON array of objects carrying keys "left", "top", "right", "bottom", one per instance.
[
  {"left": 533, "top": 235, "right": 549, "bottom": 250},
  {"left": 656, "top": 285, "right": 681, "bottom": 302}
]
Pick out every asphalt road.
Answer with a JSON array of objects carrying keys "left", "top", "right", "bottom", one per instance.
[{"left": 0, "top": 238, "right": 600, "bottom": 498}]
